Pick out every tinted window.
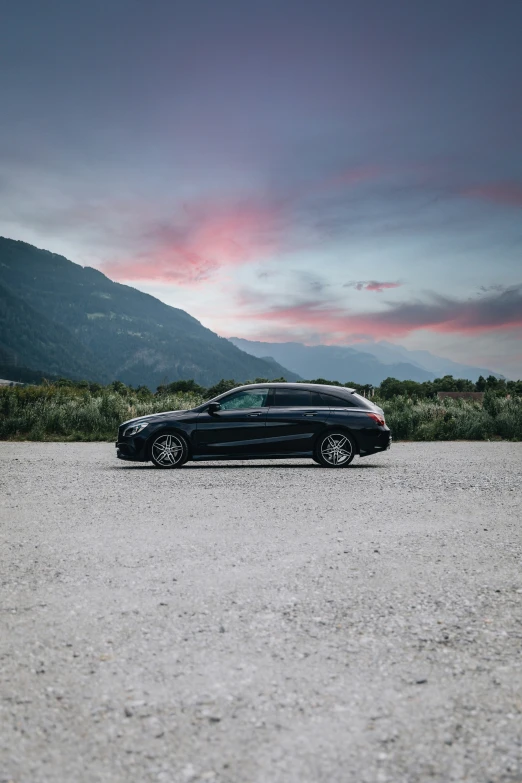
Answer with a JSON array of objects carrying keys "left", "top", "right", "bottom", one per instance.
[
  {"left": 273, "top": 389, "right": 312, "bottom": 407},
  {"left": 219, "top": 389, "right": 269, "bottom": 410},
  {"left": 311, "top": 392, "right": 333, "bottom": 407},
  {"left": 320, "top": 393, "right": 357, "bottom": 407},
  {"left": 351, "top": 392, "right": 373, "bottom": 408}
]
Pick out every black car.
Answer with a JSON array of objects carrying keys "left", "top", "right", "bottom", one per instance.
[{"left": 116, "top": 383, "right": 391, "bottom": 469}]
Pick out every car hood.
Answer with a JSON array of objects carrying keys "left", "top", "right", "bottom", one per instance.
[{"left": 120, "top": 409, "right": 192, "bottom": 427}]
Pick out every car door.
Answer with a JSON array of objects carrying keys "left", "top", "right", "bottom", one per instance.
[
  {"left": 195, "top": 388, "right": 269, "bottom": 457},
  {"left": 264, "top": 388, "right": 331, "bottom": 454}
]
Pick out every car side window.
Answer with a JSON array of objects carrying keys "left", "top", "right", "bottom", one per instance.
[
  {"left": 273, "top": 389, "right": 313, "bottom": 407},
  {"left": 311, "top": 392, "right": 332, "bottom": 407},
  {"left": 350, "top": 392, "right": 373, "bottom": 408},
  {"left": 321, "top": 393, "right": 357, "bottom": 407},
  {"left": 219, "top": 389, "right": 269, "bottom": 410}
]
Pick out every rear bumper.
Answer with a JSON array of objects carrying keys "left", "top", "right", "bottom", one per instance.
[{"left": 358, "top": 429, "right": 391, "bottom": 457}]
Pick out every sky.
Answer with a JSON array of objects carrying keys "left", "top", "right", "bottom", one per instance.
[{"left": 1, "top": 0, "right": 521, "bottom": 377}]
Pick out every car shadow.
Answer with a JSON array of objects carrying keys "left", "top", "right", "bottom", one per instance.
[{"left": 115, "top": 462, "right": 385, "bottom": 470}]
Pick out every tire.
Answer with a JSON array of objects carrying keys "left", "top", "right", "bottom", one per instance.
[
  {"left": 314, "top": 431, "right": 355, "bottom": 468},
  {"left": 149, "top": 432, "right": 188, "bottom": 469}
]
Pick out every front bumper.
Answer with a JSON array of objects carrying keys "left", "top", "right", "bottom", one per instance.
[{"left": 115, "top": 440, "right": 148, "bottom": 461}]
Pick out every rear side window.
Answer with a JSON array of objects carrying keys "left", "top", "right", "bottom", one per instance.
[
  {"left": 311, "top": 392, "right": 334, "bottom": 407},
  {"left": 273, "top": 389, "right": 313, "bottom": 407},
  {"left": 350, "top": 392, "right": 373, "bottom": 409},
  {"left": 321, "top": 393, "right": 357, "bottom": 407}
]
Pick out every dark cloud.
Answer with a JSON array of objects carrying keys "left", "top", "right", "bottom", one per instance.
[
  {"left": 343, "top": 280, "right": 402, "bottom": 292},
  {"left": 479, "top": 284, "right": 507, "bottom": 294}
]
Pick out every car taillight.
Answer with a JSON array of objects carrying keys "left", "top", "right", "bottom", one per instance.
[{"left": 367, "top": 412, "right": 385, "bottom": 426}]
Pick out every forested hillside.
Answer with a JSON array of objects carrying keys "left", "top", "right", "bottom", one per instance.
[
  {"left": 0, "top": 238, "right": 298, "bottom": 387},
  {"left": 0, "top": 283, "right": 106, "bottom": 380}
]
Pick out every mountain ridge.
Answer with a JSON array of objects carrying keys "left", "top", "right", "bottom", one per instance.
[
  {"left": 353, "top": 340, "right": 502, "bottom": 381},
  {"left": 0, "top": 237, "right": 299, "bottom": 387},
  {"left": 229, "top": 338, "right": 435, "bottom": 385},
  {"left": 228, "top": 337, "right": 501, "bottom": 385}
]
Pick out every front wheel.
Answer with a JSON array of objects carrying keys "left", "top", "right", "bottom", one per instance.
[
  {"left": 149, "top": 432, "right": 188, "bottom": 468},
  {"left": 314, "top": 431, "right": 355, "bottom": 468}
]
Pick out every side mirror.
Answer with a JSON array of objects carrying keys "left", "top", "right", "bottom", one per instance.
[{"left": 207, "top": 402, "right": 221, "bottom": 415}]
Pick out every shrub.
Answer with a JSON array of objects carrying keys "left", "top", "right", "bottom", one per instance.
[
  {"left": 0, "top": 384, "right": 205, "bottom": 441},
  {"left": 0, "top": 381, "right": 520, "bottom": 442},
  {"left": 377, "top": 395, "right": 521, "bottom": 441}
]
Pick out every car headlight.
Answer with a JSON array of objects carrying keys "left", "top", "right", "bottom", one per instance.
[{"left": 124, "top": 421, "right": 149, "bottom": 437}]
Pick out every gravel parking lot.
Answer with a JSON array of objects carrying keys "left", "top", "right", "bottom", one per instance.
[{"left": 1, "top": 442, "right": 521, "bottom": 783}]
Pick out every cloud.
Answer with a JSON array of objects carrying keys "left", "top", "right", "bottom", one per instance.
[
  {"left": 343, "top": 280, "right": 402, "bottom": 292},
  {"left": 318, "top": 165, "right": 386, "bottom": 192},
  {"left": 237, "top": 286, "right": 522, "bottom": 342},
  {"left": 462, "top": 182, "right": 522, "bottom": 208},
  {"left": 98, "top": 165, "right": 392, "bottom": 286},
  {"left": 478, "top": 284, "right": 507, "bottom": 294},
  {"left": 100, "top": 199, "right": 287, "bottom": 285}
]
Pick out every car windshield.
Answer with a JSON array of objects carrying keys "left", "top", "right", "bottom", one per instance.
[{"left": 219, "top": 389, "right": 269, "bottom": 410}]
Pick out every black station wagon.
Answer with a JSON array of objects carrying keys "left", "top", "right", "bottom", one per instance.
[{"left": 116, "top": 383, "right": 391, "bottom": 468}]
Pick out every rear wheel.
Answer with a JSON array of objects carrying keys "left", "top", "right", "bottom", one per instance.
[
  {"left": 149, "top": 432, "right": 188, "bottom": 468},
  {"left": 314, "top": 431, "right": 355, "bottom": 468}
]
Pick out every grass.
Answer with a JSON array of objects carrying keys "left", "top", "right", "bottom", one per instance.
[
  {"left": 378, "top": 394, "right": 522, "bottom": 441},
  {"left": 0, "top": 385, "right": 521, "bottom": 442},
  {"left": 0, "top": 386, "right": 205, "bottom": 442}
]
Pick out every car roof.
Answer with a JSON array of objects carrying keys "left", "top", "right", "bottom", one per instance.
[{"left": 231, "top": 382, "right": 356, "bottom": 394}]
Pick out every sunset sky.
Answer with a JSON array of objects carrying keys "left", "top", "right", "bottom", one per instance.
[{"left": 1, "top": 0, "right": 521, "bottom": 376}]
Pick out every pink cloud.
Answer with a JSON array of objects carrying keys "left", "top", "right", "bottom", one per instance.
[
  {"left": 365, "top": 281, "right": 401, "bottom": 292},
  {"left": 237, "top": 287, "right": 522, "bottom": 342},
  {"left": 462, "top": 182, "right": 522, "bottom": 207},
  {"left": 101, "top": 200, "right": 284, "bottom": 285},
  {"left": 99, "top": 165, "right": 391, "bottom": 286},
  {"left": 344, "top": 280, "right": 402, "bottom": 292}
]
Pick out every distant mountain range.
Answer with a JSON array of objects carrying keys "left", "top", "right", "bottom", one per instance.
[
  {"left": 229, "top": 337, "right": 500, "bottom": 385},
  {"left": 0, "top": 238, "right": 298, "bottom": 387},
  {"left": 351, "top": 340, "right": 501, "bottom": 382}
]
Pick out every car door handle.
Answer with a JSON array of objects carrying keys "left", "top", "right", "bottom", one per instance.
[
  {"left": 304, "top": 412, "right": 317, "bottom": 417},
  {"left": 248, "top": 412, "right": 261, "bottom": 417}
]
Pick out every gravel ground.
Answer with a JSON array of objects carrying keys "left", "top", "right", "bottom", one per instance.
[{"left": 1, "top": 442, "right": 522, "bottom": 783}]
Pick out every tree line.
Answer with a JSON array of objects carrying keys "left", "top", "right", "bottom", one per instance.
[{"left": 18, "top": 373, "right": 520, "bottom": 401}]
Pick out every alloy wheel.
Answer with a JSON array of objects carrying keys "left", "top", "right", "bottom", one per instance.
[
  {"left": 319, "top": 433, "right": 353, "bottom": 466},
  {"left": 151, "top": 433, "right": 186, "bottom": 468}
]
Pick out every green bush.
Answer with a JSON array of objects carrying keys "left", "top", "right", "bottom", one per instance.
[
  {"left": 377, "top": 395, "right": 521, "bottom": 441},
  {"left": 0, "top": 384, "right": 205, "bottom": 441},
  {"left": 0, "top": 380, "right": 521, "bottom": 442}
]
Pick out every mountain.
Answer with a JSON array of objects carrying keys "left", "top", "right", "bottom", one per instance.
[
  {"left": 229, "top": 337, "right": 502, "bottom": 384},
  {"left": 0, "top": 363, "right": 64, "bottom": 385},
  {"left": 353, "top": 340, "right": 502, "bottom": 381},
  {"left": 229, "top": 338, "right": 436, "bottom": 385},
  {"left": 0, "top": 283, "right": 107, "bottom": 380},
  {"left": 0, "top": 238, "right": 299, "bottom": 387}
]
